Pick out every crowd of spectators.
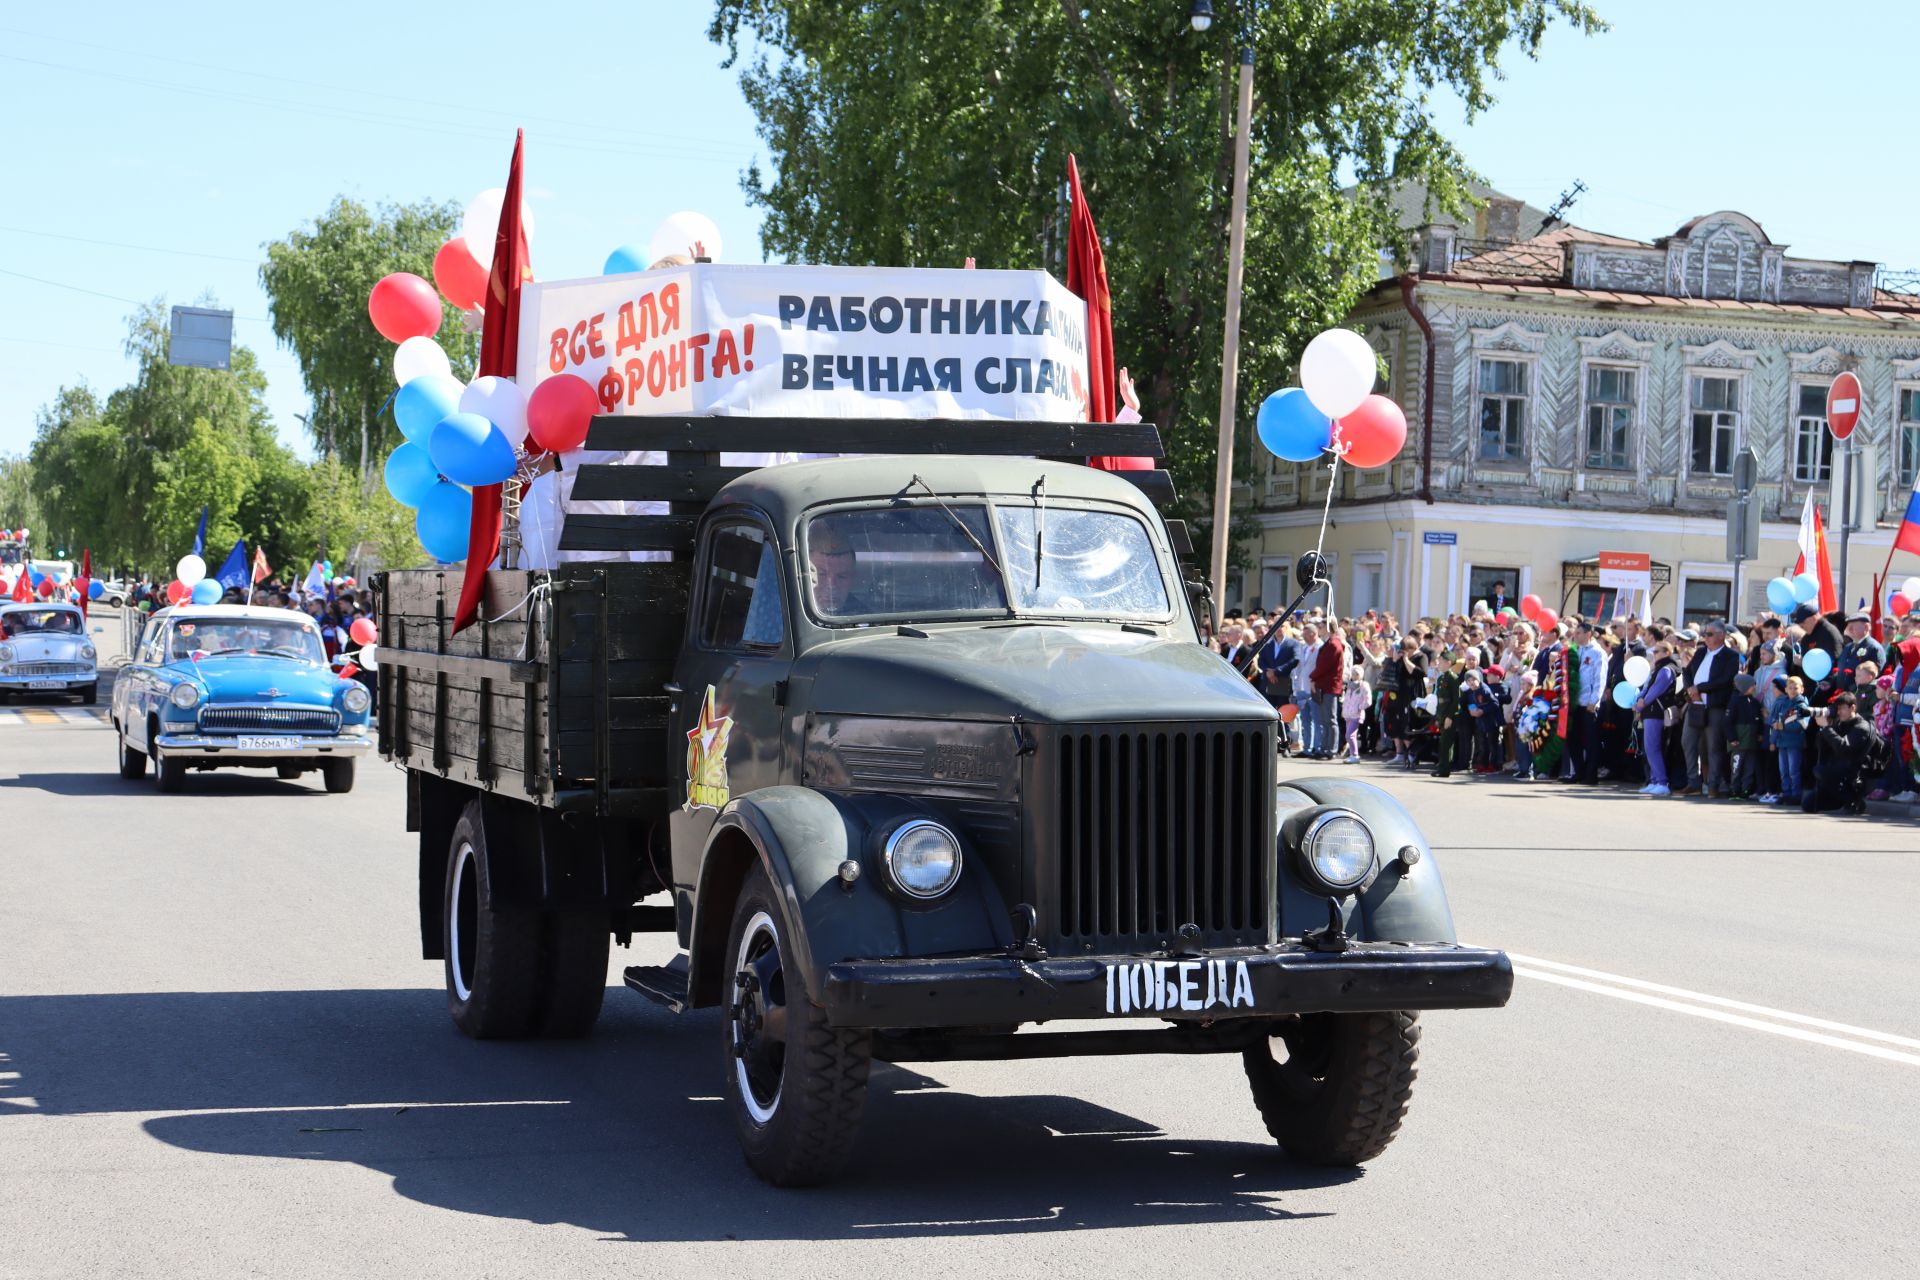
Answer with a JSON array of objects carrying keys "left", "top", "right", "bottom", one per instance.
[
  {"left": 120, "top": 576, "right": 374, "bottom": 663},
  {"left": 1201, "top": 593, "right": 1920, "bottom": 817}
]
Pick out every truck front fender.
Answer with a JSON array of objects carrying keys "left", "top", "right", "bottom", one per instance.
[
  {"left": 1276, "top": 777, "right": 1457, "bottom": 944},
  {"left": 686, "top": 786, "right": 1013, "bottom": 1009}
]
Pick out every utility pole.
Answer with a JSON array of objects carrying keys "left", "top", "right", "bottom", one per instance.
[{"left": 1207, "top": 16, "right": 1255, "bottom": 628}]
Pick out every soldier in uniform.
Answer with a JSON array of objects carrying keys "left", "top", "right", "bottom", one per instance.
[{"left": 1431, "top": 652, "right": 1465, "bottom": 778}]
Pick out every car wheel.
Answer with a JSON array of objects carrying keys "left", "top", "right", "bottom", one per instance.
[
  {"left": 722, "top": 863, "right": 872, "bottom": 1187},
  {"left": 1243, "top": 1010, "right": 1420, "bottom": 1166},
  {"left": 321, "top": 759, "right": 355, "bottom": 793},
  {"left": 276, "top": 764, "right": 304, "bottom": 780},
  {"left": 80, "top": 684, "right": 97, "bottom": 706},
  {"left": 153, "top": 751, "right": 186, "bottom": 794},
  {"left": 443, "top": 800, "right": 543, "bottom": 1038},
  {"left": 118, "top": 728, "right": 147, "bottom": 780}
]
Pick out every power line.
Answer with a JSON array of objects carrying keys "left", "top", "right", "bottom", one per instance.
[
  {"left": 0, "top": 223, "right": 257, "bottom": 264},
  {"left": 0, "top": 266, "right": 271, "bottom": 322}
]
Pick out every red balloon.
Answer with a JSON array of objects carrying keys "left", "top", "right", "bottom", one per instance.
[
  {"left": 36, "top": 577, "right": 54, "bottom": 598},
  {"left": 368, "top": 272, "right": 443, "bottom": 343},
  {"left": 1334, "top": 395, "right": 1408, "bottom": 469},
  {"left": 166, "top": 580, "right": 191, "bottom": 605},
  {"left": 349, "top": 617, "right": 378, "bottom": 646},
  {"left": 1279, "top": 703, "right": 1299, "bottom": 723},
  {"left": 1892, "top": 593, "right": 1913, "bottom": 617},
  {"left": 432, "top": 239, "right": 489, "bottom": 313},
  {"left": 526, "top": 373, "right": 600, "bottom": 453},
  {"left": 1534, "top": 607, "right": 1561, "bottom": 633},
  {"left": 1519, "top": 593, "right": 1543, "bottom": 621}
]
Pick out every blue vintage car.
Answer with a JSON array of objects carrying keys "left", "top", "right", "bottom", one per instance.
[
  {"left": 0, "top": 601, "right": 98, "bottom": 703},
  {"left": 111, "top": 604, "right": 373, "bottom": 793}
]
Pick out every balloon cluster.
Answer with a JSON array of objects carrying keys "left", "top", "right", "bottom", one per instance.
[
  {"left": 1763, "top": 572, "right": 1825, "bottom": 616},
  {"left": 1611, "top": 652, "right": 1653, "bottom": 710},
  {"left": 602, "top": 211, "right": 724, "bottom": 276},
  {"left": 1255, "top": 329, "right": 1407, "bottom": 470},
  {"left": 1887, "top": 575, "right": 1920, "bottom": 618},
  {"left": 1516, "top": 592, "right": 1559, "bottom": 636},
  {"left": 167, "top": 553, "right": 223, "bottom": 606}
]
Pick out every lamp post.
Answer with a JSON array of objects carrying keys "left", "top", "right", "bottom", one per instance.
[{"left": 1196, "top": 0, "right": 1255, "bottom": 628}]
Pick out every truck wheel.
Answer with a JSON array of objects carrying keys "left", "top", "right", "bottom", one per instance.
[
  {"left": 443, "top": 802, "right": 542, "bottom": 1038},
  {"left": 1243, "top": 1010, "right": 1420, "bottom": 1166},
  {"left": 118, "top": 728, "right": 147, "bottom": 779},
  {"left": 532, "top": 911, "right": 610, "bottom": 1039},
  {"left": 321, "top": 759, "right": 355, "bottom": 793},
  {"left": 723, "top": 864, "right": 872, "bottom": 1186}
]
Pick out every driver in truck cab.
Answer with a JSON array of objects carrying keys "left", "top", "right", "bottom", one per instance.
[{"left": 807, "top": 524, "right": 862, "bottom": 614}]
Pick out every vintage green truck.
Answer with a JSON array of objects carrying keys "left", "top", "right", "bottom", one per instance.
[{"left": 373, "top": 415, "right": 1511, "bottom": 1186}]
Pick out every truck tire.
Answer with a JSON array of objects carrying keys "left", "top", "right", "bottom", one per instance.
[
  {"left": 532, "top": 911, "right": 610, "bottom": 1039},
  {"left": 118, "top": 727, "right": 147, "bottom": 779},
  {"left": 443, "top": 802, "right": 543, "bottom": 1038},
  {"left": 722, "top": 863, "right": 872, "bottom": 1186},
  {"left": 321, "top": 759, "right": 355, "bottom": 793},
  {"left": 1243, "top": 1010, "right": 1420, "bottom": 1166}
]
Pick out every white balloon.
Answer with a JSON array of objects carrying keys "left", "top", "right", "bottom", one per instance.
[
  {"left": 393, "top": 336, "right": 453, "bottom": 387},
  {"left": 1904, "top": 576, "right": 1920, "bottom": 600},
  {"left": 648, "top": 210, "right": 723, "bottom": 265},
  {"left": 1623, "top": 654, "right": 1651, "bottom": 687},
  {"left": 458, "top": 375, "right": 529, "bottom": 449},
  {"left": 1299, "top": 328, "right": 1378, "bottom": 420},
  {"left": 461, "top": 187, "right": 536, "bottom": 265},
  {"left": 175, "top": 554, "right": 206, "bottom": 586},
  {"left": 359, "top": 643, "right": 378, "bottom": 667}
]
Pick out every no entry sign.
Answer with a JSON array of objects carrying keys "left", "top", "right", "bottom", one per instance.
[{"left": 1826, "top": 371, "right": 1861, "bottom": 439}]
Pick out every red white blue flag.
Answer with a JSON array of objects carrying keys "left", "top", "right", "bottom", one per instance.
[{"left": 1896, "top": 468, "right": 1920, "bottom": 560}]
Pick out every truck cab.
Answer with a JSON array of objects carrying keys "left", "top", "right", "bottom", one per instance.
[{"left": 376, "top": 418, "right": 1511, "bottom": 1188}]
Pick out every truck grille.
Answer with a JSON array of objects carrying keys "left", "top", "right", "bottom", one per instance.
[
  {"left": 1050, "top": 723, "right": 1274, "bottom": 949},
  {"left": 198, "top": 705, "right": 340, "bottom": 734}
]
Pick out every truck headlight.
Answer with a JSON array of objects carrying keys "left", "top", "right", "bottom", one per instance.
[
  {"left": 169, "top": 683, "right": 202, "bottom": 710},
  {"left": 341, "top": 684, "right": 371, "bottom": 715},
  {"left": 882, "top": 819, "right": 963, "bottom": 899},
  {"left": 1299, "top": 810, "right": 1377, "bottom": 892}
]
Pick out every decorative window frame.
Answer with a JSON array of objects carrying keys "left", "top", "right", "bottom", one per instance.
[
  {"left": 1890, "top": 356, "right": 1920, "bottom": 506},
  {"left": 1576, "top": 330, "right": 1653, "bottom": 479},
  {"left": 1680, "top": 340, "right": 1758, "bottom": 485},
  {"left": 1786, "top": 347, "right": 1846, "bottom": 490},
  {"left": 1469, "top": 321, "right": 1544, "bottom": 474}
]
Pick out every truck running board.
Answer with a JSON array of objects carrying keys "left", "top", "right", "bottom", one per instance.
[{"left": 623, "top": 955, "right": 691, "bottom": 1013}]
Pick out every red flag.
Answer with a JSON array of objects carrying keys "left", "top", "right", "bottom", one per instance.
[
  {"left": 1792, "top": 493, "right": 1840, "bottom": 614},
  {"left": 454, "top": 129, "right": 534, "bottom": 633},
  {"left": 1066, "top": 156, "right": 1149, "bottom": 472},
  {"left": 252, "top": 546, "right": 271, "bottom": 583},
  {"left": 9, "top": 565, "right": 29, "bottom": 601},
  {"left": 78, "top": 549, "right": 90, "bottom": 620}
]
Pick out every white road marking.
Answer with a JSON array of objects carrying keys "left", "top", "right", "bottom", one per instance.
[
  {"left": 0, "top": 706, "right": 109, "bottom": 726},
  {"left": 1511, "top": 953, "right": 1920, "bottom": 1068}
]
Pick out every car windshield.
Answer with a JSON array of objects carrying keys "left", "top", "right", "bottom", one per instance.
[
  {"left": 168, "top": 618, "right": 325, "bottom": 663},
  {"left": 994, "top": 504, "right": 1170, "bottom": 619},
  {"left": 3, "top": 609, "right": 81, "bottom": 635},
  {"left": 806, "top": 505, "right": 1009, "bottom": 620}
]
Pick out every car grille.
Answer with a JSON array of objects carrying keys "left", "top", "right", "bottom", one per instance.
[
  {"left": 1047, "top": 723, "right": 1275, "bottom": 950},
  {"left": 198, "top": 705, "right": 340, "bottom": 734},
  {"left": 13, "top": 662, "right": 87, "bottom": 677}
]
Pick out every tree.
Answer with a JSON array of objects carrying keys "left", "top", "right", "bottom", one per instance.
[
  {"left": 150, "top": 418, "right": 259, "bottom": 562},
  {"left": 709, "top": 0, "right": 1603, "bottom": 549},
  {"left": 28, "top": 384, "right": 124, "bottom": 561},
  {"left": 260, "top": 197, "right": 469, "bottom": 479},
  {"left": 1, "top": 454, "right": 47, "bottom": 538}
]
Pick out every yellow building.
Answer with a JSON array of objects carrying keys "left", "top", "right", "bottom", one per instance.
[{"left": 1237, "top": 210, "right": 1920, "bottom": 624}]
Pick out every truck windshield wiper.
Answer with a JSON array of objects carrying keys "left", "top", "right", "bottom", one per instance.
[
  {"left": 1031, "top": 473, "right": 1047, "bottom": 589},
  {"left": 909, "top": 475, "right": 1012, "bottom": 610}
]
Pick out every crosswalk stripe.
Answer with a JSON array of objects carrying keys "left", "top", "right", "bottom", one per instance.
[{"left": 0, "top": 707, "right": 110, "bottom": 726}]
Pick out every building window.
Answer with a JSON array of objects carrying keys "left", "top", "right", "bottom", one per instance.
[
  {"left": 1467, "top": 566, "right": 1520, "bottom": 615},
  {"left": 1584, "top": 366, "right": 1635, "bottom": 470},
  {"left": 1793, "top": 384, "right": 1833, "bottom": 484},
  {"left": 1899, "top": 388, "right": 1920, "bottom": 488},
  {"left": 1477, "top": 359, "right": 1527, "bottom": 462},
  {"left": 1682, "top": 578, "right": 1732, "bottom": 626},
  {"left": 1690, "top": 375, "right": 1740, "bottom": 477}
]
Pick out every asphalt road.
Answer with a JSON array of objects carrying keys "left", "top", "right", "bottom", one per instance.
[{"left": 1, "top": 718, "right": 1914, "bottom": 1279}]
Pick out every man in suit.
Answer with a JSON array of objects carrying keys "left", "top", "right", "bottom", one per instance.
[
  {"left": 1488, "top": 580, "right": 1512, "bottom": 617},
  {"left": 1679, "top": 620, "right": 1738, "bottom": 797}
]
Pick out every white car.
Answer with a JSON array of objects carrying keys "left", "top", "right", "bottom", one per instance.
[{"left": 0, "top": 602, "right": 99, "bottom": 704}]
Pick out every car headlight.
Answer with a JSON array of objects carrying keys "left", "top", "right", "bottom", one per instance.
[
  {"left": 81, "top": 643, "right": 96, "bottom": 661},
  {"left": 0, "top": 643, "right": 12, "bottom": 664},
  {"left": 341, "top": 684, "right": 371, "bottom": 715},
  {"left": 881, "top": 819, "right": 963, "bottom": 900},
  {"left": 1299, "top": 810, "right": 1377, "bottom": 892},
  {"left": 169, "top": 683, "right": 202, "bottom": 710}
]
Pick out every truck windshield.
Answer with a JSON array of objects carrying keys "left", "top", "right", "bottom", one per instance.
[
  {"left": 994, "top": 506, "right": 1170, "bottom": 619},
  {"left": 806, "top": 506, "right": 1008, "bottom": 620}
]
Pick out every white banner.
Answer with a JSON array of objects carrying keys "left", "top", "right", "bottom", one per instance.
[{"left": 515, "top": 263, "right": 1091, "bottom": 422}]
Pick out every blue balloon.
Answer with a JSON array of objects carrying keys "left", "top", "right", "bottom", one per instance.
[
  {"left": 1612, "top": 680, "right": 1639, "bottom": 709},
  {"left": 190, "top": 578, "right": 222, "bottom": 605},
  {"left": 88, "top": 579, "right": 105, "bottom": 600},
  {"left": 604, "top": 244, "right": 648, "bottom": 274},
  {"left": 1256, "top": 387, "right": 1335, "bottom": 462},
  {"left": 1792, "top": 572, "right": 1821, "bottom": 604},
  {"left": 383, "top": 442, "right": 442, "bottom": 507},
  {"left": 394, "top": 374, "right": 463, "bottom": 443},
  {"left": 429, "top": 412, "right": 518, "bottom": 486},
  {"left": 1766, "top": 576, "right": 1798, "bottom": 615},
  {"left": 415, "top": 481, "right": 474, "bottom": 563},
  {"left": 1801, "top": 648, "right": 1833, "bottom": 682},
  {"left": 27, "top": 568, "right": 42, "bottom": 587}
]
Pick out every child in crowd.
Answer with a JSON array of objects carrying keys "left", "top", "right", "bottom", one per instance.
[
  {"left": 1465, "top": 668, "right": 1503, "bottom": 775},
  {"left": 1729, "top": 673, "right": 1763, "bottom": 799},
  {"left": 1340, "top": 665, "right": 1370, "bottom": 764},
  {"left": 1770, "top": 675, "right": 1812, "bottom": 805}
]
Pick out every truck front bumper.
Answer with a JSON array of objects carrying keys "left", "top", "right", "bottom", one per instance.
[
  {"left": 822, "top": 941, "right": 1513, "bottom": 1030},
  {"left": 155, "top": 732, "right": 374, "bottom": 760}
]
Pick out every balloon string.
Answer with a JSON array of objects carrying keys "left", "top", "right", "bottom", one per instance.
[{"left": 1315, "top": 435, "right": 1342, "bottom": 560}]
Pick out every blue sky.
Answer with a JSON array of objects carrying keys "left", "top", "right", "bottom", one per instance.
[{"left": 1, "top": 1, "right": 1910, "bottom": 461}]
